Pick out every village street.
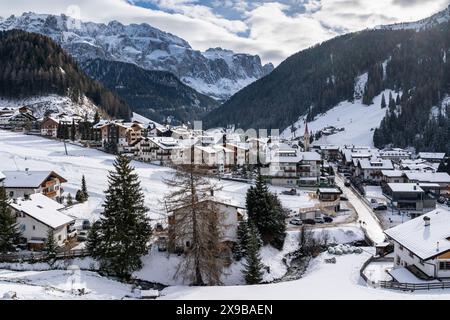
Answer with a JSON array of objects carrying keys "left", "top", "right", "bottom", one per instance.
[{"left": 335, "top": 173, "right": 386, "bottom": 245}]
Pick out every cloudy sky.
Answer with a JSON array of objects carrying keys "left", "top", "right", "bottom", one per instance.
[{"left": 0, "top": 0, "right": 449, "bottom": 65}]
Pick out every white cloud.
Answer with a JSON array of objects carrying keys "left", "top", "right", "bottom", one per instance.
[{"left": 0, "top": 0, "right": 448, "bottom": 65}]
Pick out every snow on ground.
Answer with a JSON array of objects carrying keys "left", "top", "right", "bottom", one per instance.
[
  {"left": 0, "top": 95, "right": 98, "bottom": 119},
  {"left": 282, "top": 90, "right": 398, "bottom": 146},
  {"left": 364, "top": 186, "right": 388, "bottom": 205},
  {"left": 335, "top": 175, "right": 386, "bottom": 244},
  {"left": 0, "top": 269, "right": 133, "bottom": 300},
  {"left": 159, "top": 248, "right": 450, "bottom": 300},
  {"left": 0, "top": 130, "right": 319, "bottom": 225}
]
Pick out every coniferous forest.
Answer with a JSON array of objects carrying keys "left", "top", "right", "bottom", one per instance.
[{"left": 0, "top": 30, "right": 131, "bottom": 120}]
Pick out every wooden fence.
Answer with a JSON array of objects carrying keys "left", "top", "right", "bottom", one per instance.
[
  {"left": 0, "top": 249, "right": 89, "bottom": 263},
  {"left": 379, "top": 280, "right": 450, "bottom": 292}
]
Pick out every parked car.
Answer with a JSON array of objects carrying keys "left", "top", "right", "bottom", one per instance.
[
  {"left": 282, "top": 188, "right": 297, "bottom": 196},
  {"left": 289, "top": 218, "right": 303, "bottom": 226},
  {"left": 340, "top": 196, "right": 349, "bottom": 201},
  {"left": 323, "top": 216, "right": 333, "bottom": 223},
  {"left": 77, "top": 230, "right": 89, "bottom": 242},
  {"left": 315, "top": 217, "right": 325, "bottom": 224},
  {"left": 302, "top": 219, "right": 316, "bottom": 225},
  {"left": 374, "top": 205, "right": 388, "bottom": 211},
  {"left": 344, "top": 180, "right": 351, "bottom": 187},
  {"left": 438, "top": 196, "right": 447, "bottom": 204}
]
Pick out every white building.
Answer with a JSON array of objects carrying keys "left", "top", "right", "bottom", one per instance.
[
  {"left": 134, "top": 137, "right": 180, "bottom": 163},
  {"left": 418, "top": 152, "right": 446, "bottom": 164},
  {"left": 356, "top": 158, "right": 394, "bottom": 182},
  {"left": 3, "top": 170, "right": 67, "bottom": 200},
  {"left": 385, "top": 210, "right": 450, "bottom": 280},
  {"left": 9, "top": 194, "right": 74, "bottom": 250}
]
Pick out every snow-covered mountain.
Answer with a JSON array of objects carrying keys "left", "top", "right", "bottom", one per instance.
[
  {"left": 0, "top": 12, "right": 274, "bottom": 100},
  {"left": 376, "top": 5, "right": 450, "bottom": 31}
]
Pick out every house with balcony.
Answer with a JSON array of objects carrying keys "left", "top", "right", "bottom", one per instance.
[
  {"left": 8, "top": 194, "right": 74, "bottom": 250},
  {"left": 355, "top": 158, "right": 394, "bottom": 183},
  {"left": 3, "top": 170, "right": 67, "bottom": 200},
  {"left": 385, "top": 211, "right": 450, "bottom": 280},
  {"left": 134, "top": 137, "right": 180, "bottom": 163},
  {"left": 385, "top": 183, "right": 436, "bottom": 218}
]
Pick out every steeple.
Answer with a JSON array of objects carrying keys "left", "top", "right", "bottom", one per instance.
[{"left": 303, "top": 121, "right": 310, "bottom": 152}]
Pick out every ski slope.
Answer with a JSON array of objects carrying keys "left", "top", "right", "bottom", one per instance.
[{"left": 283, "top": 90, "right": 398, "bottom": 147}]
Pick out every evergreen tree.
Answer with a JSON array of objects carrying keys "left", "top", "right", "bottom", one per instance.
[
  {"left": 66, "top": 193, "right": 73, "bottom": 206},
  {"left": 246, "top": 172, "right": 287, "bottom": 250},
  {"left": 381, "top": 94, "right": 387, "bottom": 109},
  {"left": 93, "top": 111, "right": 100, "bottom": 125},
  {"left": 0, "top": 186, "right": 20, "bottom": 253},
  {"left": 44, "top": 229, "right": 57, "bottom": 261},
  {"left": 233, "top": 220, "right": 250, "bottom": 261},
  {"left": 243, "top": 223, "right": 264, "bottom": 285},
  {"left": 70, "top": 119, "right": 76, "bottom": 141},
  {"left": 75, "top": 175, "right": 89, "bottom": 203},
  {"left": 396, "top": 93, "right": 401, "bottom": 105},
  {"left": 87, "top": 155, "right": 152, "bottom": 278},
  {"left": 388, "top": 92, "right": 396, "bottom": 112}
]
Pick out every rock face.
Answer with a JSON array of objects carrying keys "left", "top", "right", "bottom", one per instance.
[{"left": 0, "top": 13, "right": 274, "bottom": 100}]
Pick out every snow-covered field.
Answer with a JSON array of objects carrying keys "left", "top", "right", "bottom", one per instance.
[{"left": 283, "top": 90, "right": 398, "bottom": 146}]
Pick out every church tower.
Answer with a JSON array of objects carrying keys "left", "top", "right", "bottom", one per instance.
[{"left": 303, "top": 122, "right": 310, "bottom": 152}]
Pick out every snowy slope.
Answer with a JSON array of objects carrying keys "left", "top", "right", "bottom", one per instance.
[
  {"left": 0, "top": 95, "right": 99, "bottom": 119},
  {"left": 376, "top": 5, "right": 450, "bottom": 31},
  {"left": 282, "top": 90, "right": 398, "bottom": 147},
  {"left": 0, "top": 13, "right": 273, "bottom": 100}
]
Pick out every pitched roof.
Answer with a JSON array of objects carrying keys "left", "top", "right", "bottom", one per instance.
[
  {"left": 9, "top": 194, "right": 73, "bottom": 229},
  {"left": 385, "top": 210, "right": 450, "bottom": 260},
  {"left": 418, "top": 152, "right": 446, "bottom": 160},
  {"left": 3, "top": 171, "right": 67, "bottom": 188},
  {"left": 405, "top": 172, "right": 450, "bottom": 184},
  {"left": 387, "top": 183, "right": 424, "bottom": 193},
  {"left": 358, "top": 159, "right": 394, "bottom": 170}
]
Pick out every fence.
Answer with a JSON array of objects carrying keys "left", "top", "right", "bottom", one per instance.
[
  {"left": 379, "top": 280, "right": 450, "bottom": 291},
  {"left": 0, "top": 249, "right": 89, "bottom": 263}
]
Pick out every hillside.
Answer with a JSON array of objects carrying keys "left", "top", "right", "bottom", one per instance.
[
  {"left": 0, "top": 29, "right": 131, "bottom": 119},
  {"left": 0, "top": 13, "right": 274, "bottom": 100},
  {"left": 204, "top": 8, "right": 450, "bottom": 155},
  {"left": 82, "top": 59, "right": 219, "bottom": 124}
]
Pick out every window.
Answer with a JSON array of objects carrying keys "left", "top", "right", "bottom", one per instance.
[
  {"left": 396, "top": 256, "right": 401, "bottom": 266},
  {"left": 409, "top": 251, "right": 414, "bottom": 258},
  {"left": 186, "top": 241, "right": 191, "bottom": 248},
  {"left": 9, "top": 191, "right": 14, "bottom": 197},
  {"left": 399, "top": 245, "right": 404, "bottom": 251},
  {"left": 439, "top": 261, "right": 450, "bottom": 271},
  {"left": 58, "top": 235, "right": 62, "bottom": 241},
  {"left": 32, "top": 225, "right": 36, "bottom": 231}
]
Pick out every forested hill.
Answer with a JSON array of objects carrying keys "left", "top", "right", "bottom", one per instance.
[
  {"left": 203, "top": 29, "right": 413, "bottom": 131},
  {"left": 82, "top": 59, "right": 219, "bottom": 124},
  {"left": 205, "top": 19, "right": 450, "bottom": 155},
  {"left": 0, "top": 29, "right": 131, "bottom": 119}
]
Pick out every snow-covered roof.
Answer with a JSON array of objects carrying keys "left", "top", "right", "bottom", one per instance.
[
  {"left": 300, "top": 152, "right": 322, "bottom": 161},
  {"left": 149, "top": 137, "right": 179, "bottom": 150},
  {"left": 358, "top": 159, "right": 394, "bottom": 170},
  {"left": 418, "top": 152, "right": 446, "bottom": 160},
  {"left": 318, "top": 188, "right": 341, "bottom": 194},
  {"left": 385, "top": 210, "right": 450, "bottom": 260},
  {"left": 382, "top": 170, "right": 404, "bottom": 178},
  {"left": 387, "top": 183, "right": 424, "bottom": 193},
  {"left": 3, "top": 171, "right": 67, "bottom": 188},
  {"left": 9, "top": 194, "right": 73, "bottom": 229},
  {"left": 405, "top": 172, "right": 450, "bottom": 184}
]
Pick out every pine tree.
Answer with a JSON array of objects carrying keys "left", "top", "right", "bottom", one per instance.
[
  {"left": 66, "top": 193, "right": 73, "bottom": 206},
  {"left": 87, "top": 155, "right": 152, "bottom": 278},
  {"left": 164, "top": 164, "right": 223, "bottom": 286},
  {"left": 396, "top": 93, "right": 401, "bottom": 105},
  {"left": 233, "top": 220, "right": 249, "bottom": 261},
  {"left": 0, "top": 186, "right": 20, "bottom": 253},
  {"left": 246, "top": 172, "right": 287, "bottom": 250},
  {"left": 44, "top": 229, "right": 57, "bottom": 261},
  {"left": 76, "top": 175, "right": 89, "bottom": 203},
  {"left": 70, "top": 119, "right": 76, "bottom": 141},
  {"left": 243, "top": 223, "right": 264, "bottom": 285},
  {"left": 93, "top": 111, "right": 100, "bottom": 124},
  {"left": 381, "top": 94, "right": 387, "bottom": 109}
]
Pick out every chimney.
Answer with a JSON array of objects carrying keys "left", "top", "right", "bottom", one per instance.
[
  {"left": 424, "top": 216, "right": 431, "bottom": 227},
  {"left": 437, "top": 241, "right": 440, "bottom": 252}
]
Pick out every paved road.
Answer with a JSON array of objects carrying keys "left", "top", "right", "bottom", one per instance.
[{"left": 335, "top": 174, "right": 386, "bottom": 245}]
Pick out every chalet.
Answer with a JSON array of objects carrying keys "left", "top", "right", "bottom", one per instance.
[
  {"left": 226, "top": 142, "right": 250, "bottom": 166},
  {"left": 382, "top": 170, "right": 407, "bottom": 184},
  {"left": 385, "top": 211, "right": 450, "bottom": 280},
  {"left": 379, "top": 149, "right": 412, "bottom": 163},
  {"left": 319, "top": 145, "right": 340, "bottom": 161},
  {"left": 168, "top": 198, "right": 246, "bottom": 260},
  {"left": 98, "top": 121, "right": 144, "bottom": 150},
  {"left": 194, "top": 145, "right": 235, "bottom": 173},
  {"left": 9, "top": 194, "right": 74, "bottom": 250},
  {"left": 7, "top": 112, "right": 37, "bottom": 131},
  {"left": 317, "top": 188, "right": 342, "bottom": 212},
  {"left": 418, "top": 152, "right": 446, "bottom": 164},
  {"left": 404, "top": 172, "right": 450, "bottom": 194},
  {"left": 385, "top": 183, "right": 436, "bottom": 217},
  {"left": 134, "top": 137, "right": 180, "bottom": 163},
  {"left": 3, "top": 170, "right": 67, "bottom": 200},
  {"left": 40, "top": 117, "right": 59, "bottom": 138},
  {"left": 356, "top": 158, "right": 394, "bottom": 182},
  {"left": 400, "top": 159, "right": 437, "bottom": 172}
]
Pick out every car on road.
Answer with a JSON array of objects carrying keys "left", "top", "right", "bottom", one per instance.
[
  {"left": 289, "top": 218, "right": 303, "bottom": 226},
  {"left": 340, "top": 196, "right": 349, "bottom": 201},
  {"left": 302, "top": 219, "right": 316, "bottom": 225},
  {"left": 323, "top": 216, "right": 333, "bottom": 223},
  {"left": 344, "top": 180, "right": 351, "bottom": 187},
  {"left": 314, "top": 217, "right": 325, "bottom": 224}
]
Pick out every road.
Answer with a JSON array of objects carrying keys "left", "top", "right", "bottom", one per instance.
[{"left": 335, "top": 174, "right": 386, "bottom": 245}]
